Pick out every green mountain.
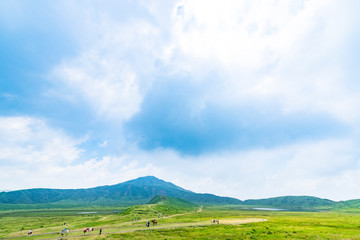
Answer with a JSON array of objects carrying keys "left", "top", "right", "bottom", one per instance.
[
  {"left": 242, "top": 196, "right": 336, "bottom": 209},
  {"left": 0, "top": 176, "right": 241, "bottom": 208},
  {"left": 3, "top": 176, "right": 360, "bottom": 211}
]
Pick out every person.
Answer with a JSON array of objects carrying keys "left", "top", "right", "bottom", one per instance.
[
  {"left": 99, "top": 228, "right": 102, "bottom": 235},
  {"left": 28, "top": 229, "right": 33, "bottom": 235},
  {"left": 62, "top": 226, "right": 68, "bottom": 235}
]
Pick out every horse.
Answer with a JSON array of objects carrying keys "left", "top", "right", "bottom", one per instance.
[
  {"left": 151, "top": 219, "right": 157, "bottom": 226},
  {"left": 211, "top": 219, "right": 219, "bottom": 224},
  {"left": 83, "top": 227, "right": 94, "bottom": 234}
]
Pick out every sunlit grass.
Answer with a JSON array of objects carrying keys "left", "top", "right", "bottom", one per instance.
[{"left": 1, "top": 204, "right": 360, "bottom": 239}]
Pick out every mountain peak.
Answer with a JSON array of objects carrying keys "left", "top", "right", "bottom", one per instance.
[
  {"left": 123, "top": 176, "right": 185, "bottom": 191},
  {"left": 135, "top": 176, "right": 160, "bottom": 181}
]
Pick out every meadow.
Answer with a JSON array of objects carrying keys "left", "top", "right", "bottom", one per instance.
[{"left": 1, "top": 204, "right": 360, "bottom": 239}]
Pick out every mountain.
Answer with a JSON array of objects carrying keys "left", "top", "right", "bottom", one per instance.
[
  {"left": 3, "top": 177, "right": 360, "bottom": 211},
  {"left": 242, "top": 196, "right": 336, "bottom": 209},
  {"left": 0, "top": 176, "right": 242, "bottom": 207}
]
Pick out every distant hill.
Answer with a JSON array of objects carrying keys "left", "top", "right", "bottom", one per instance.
[
  {"left": 331, "top": 199, "right": 360, "bottom": 212},
  {"left": 0, "top": 176, "right": 241, "bottom": 208},
  {"left": 337, "top": 199, "right": 360, "bottom": 208},
  {"left": 243, "top": 196, "right": 336, "bottom": 209}
]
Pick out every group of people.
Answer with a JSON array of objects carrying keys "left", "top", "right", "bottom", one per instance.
[
  {"left": 145, "top": 219, "right": 158, "bottom": 227},
  {"left": 132, "top": 217, "right": 140, "bottom": 222},
  {"left": 157, "top": 212, "right": 169, "bottom": 218}
]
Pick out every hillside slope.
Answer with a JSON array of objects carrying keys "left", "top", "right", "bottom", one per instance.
[{"left": 148, "top": 195, "right": 198, "bottom": 214}]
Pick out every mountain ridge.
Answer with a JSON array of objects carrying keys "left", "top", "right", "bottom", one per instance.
[
  {"left": 0, "top": 176, "right": 240, "bottom": 206},
  {"left": 1, "top": 176, "right": 360, "bottom": 210}
]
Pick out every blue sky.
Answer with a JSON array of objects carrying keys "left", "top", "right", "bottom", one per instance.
[{"left": 1, "top": 0, "right": 360, "bottom": 201}]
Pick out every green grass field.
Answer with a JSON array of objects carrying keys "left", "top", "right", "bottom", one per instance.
[{"left": 1, "top": 204, "right": 360, "bottom": 239}]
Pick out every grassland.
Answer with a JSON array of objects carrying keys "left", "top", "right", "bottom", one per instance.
[{"left": 1, "top": 204, "right": 360, "bottom": 239}]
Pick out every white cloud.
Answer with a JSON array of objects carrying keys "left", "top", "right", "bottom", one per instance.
[
  {"left": 162, "top": 0, "right": 360, "bottom": 124},
  {"left": 99, "top": 140, "right": 108, "bottom": 147},
  {"left": 1, "top": 116, "right": 359, "bottom": 201},
  {"left": 0, "top": 116, "right": 162, "bottom": 190},
  {"left": 0, "top": 117, "right": 81, "bottom": 166},
  {"left": 168, "top": 0, "right": 320, "bottom": 70},
  {"left": 32, "top": 155, "right": 162, "bottom": 189},
  {"left": 47, "top": 0, "right": 360, "bottom": 126},
  {"left": 127, "top": 138, "right": 360, "bottom": 201},
  {"left": 0, "top": 116, "right": 81, "bottom": 189},
  {"left": 52, "top": 51, "right": 141, "bottom": 121},
  {"left": 49, "top": 7, "right": 165, "bottom": 121}
]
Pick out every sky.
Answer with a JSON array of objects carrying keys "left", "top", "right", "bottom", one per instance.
[{"left": 1, "top": 0, "right": 360, "bottom": 201}]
